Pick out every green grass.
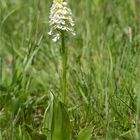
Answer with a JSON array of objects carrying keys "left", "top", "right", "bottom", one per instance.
[{"left": 0, "top": 0, "right": 140, "bottom": 139}]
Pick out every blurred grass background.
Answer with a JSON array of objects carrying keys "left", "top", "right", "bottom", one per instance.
[{"left": 0, "top": 0, "right": 140, "bottom": 139}]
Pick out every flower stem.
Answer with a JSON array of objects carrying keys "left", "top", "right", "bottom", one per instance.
[{"left": 61, "top": 31, "right": 67, "bottom": 103}]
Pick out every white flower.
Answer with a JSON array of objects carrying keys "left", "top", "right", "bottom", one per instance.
[{"left": 48, "top": 0, "right": 76, "bottom": 42}]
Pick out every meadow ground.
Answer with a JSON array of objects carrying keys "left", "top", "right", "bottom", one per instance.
[{"left": 0, "top": 0, "right": 140, "bottom": 139}]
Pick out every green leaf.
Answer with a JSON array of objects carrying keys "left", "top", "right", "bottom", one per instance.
[
  {"left": 42, "top": 93, "right": 54, "bottom": 140},
  {"left": 12, "top": 98, "right": 20, "bottom": 118},
  {"left": 42, "top": 93, "right": 71, "bottom": 140},
  {"left": 24, "top": 131, "right": 32, "bottom": 140},
  {"left": 52, "top": 101, "right": 71, "bottom": 140},
  {"left": 0, "top": 131, "right": 2, "bottom": 140},
  {"left": 76, "top": 125, "right": 93, "bottom": 140},
  {"left": 17, "top": 125, "right": 32, "bottom": 140}
]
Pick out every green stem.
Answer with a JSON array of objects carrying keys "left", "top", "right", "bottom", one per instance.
[{"left": 61, "top": 31, "right": 67, "bottom": 103}]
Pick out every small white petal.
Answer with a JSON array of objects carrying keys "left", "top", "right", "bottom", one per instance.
[
  {"left": 48, "top": 31, "right": 52, "bottom": 35},
  {"left": 52, "top": 36, "right": 58, "bottom": 42},
  {"left": 72, "top": 32, "right": 76, "bottom": 36},
  {"left": 63, "top": 2, "right": 67, "bottom": 6}
]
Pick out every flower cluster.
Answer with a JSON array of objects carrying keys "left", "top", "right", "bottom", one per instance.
[{"left": 48, "top": 0, "right": 76, "bottom": 42}]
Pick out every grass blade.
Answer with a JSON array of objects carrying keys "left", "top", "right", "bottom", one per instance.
[{"left": 76, "top": 125, "right": 93, "bottom": 140}]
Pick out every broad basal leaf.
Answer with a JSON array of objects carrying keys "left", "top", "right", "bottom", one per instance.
[{"left": 42, "top": 93, "right": 71, "bottom": 140}]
